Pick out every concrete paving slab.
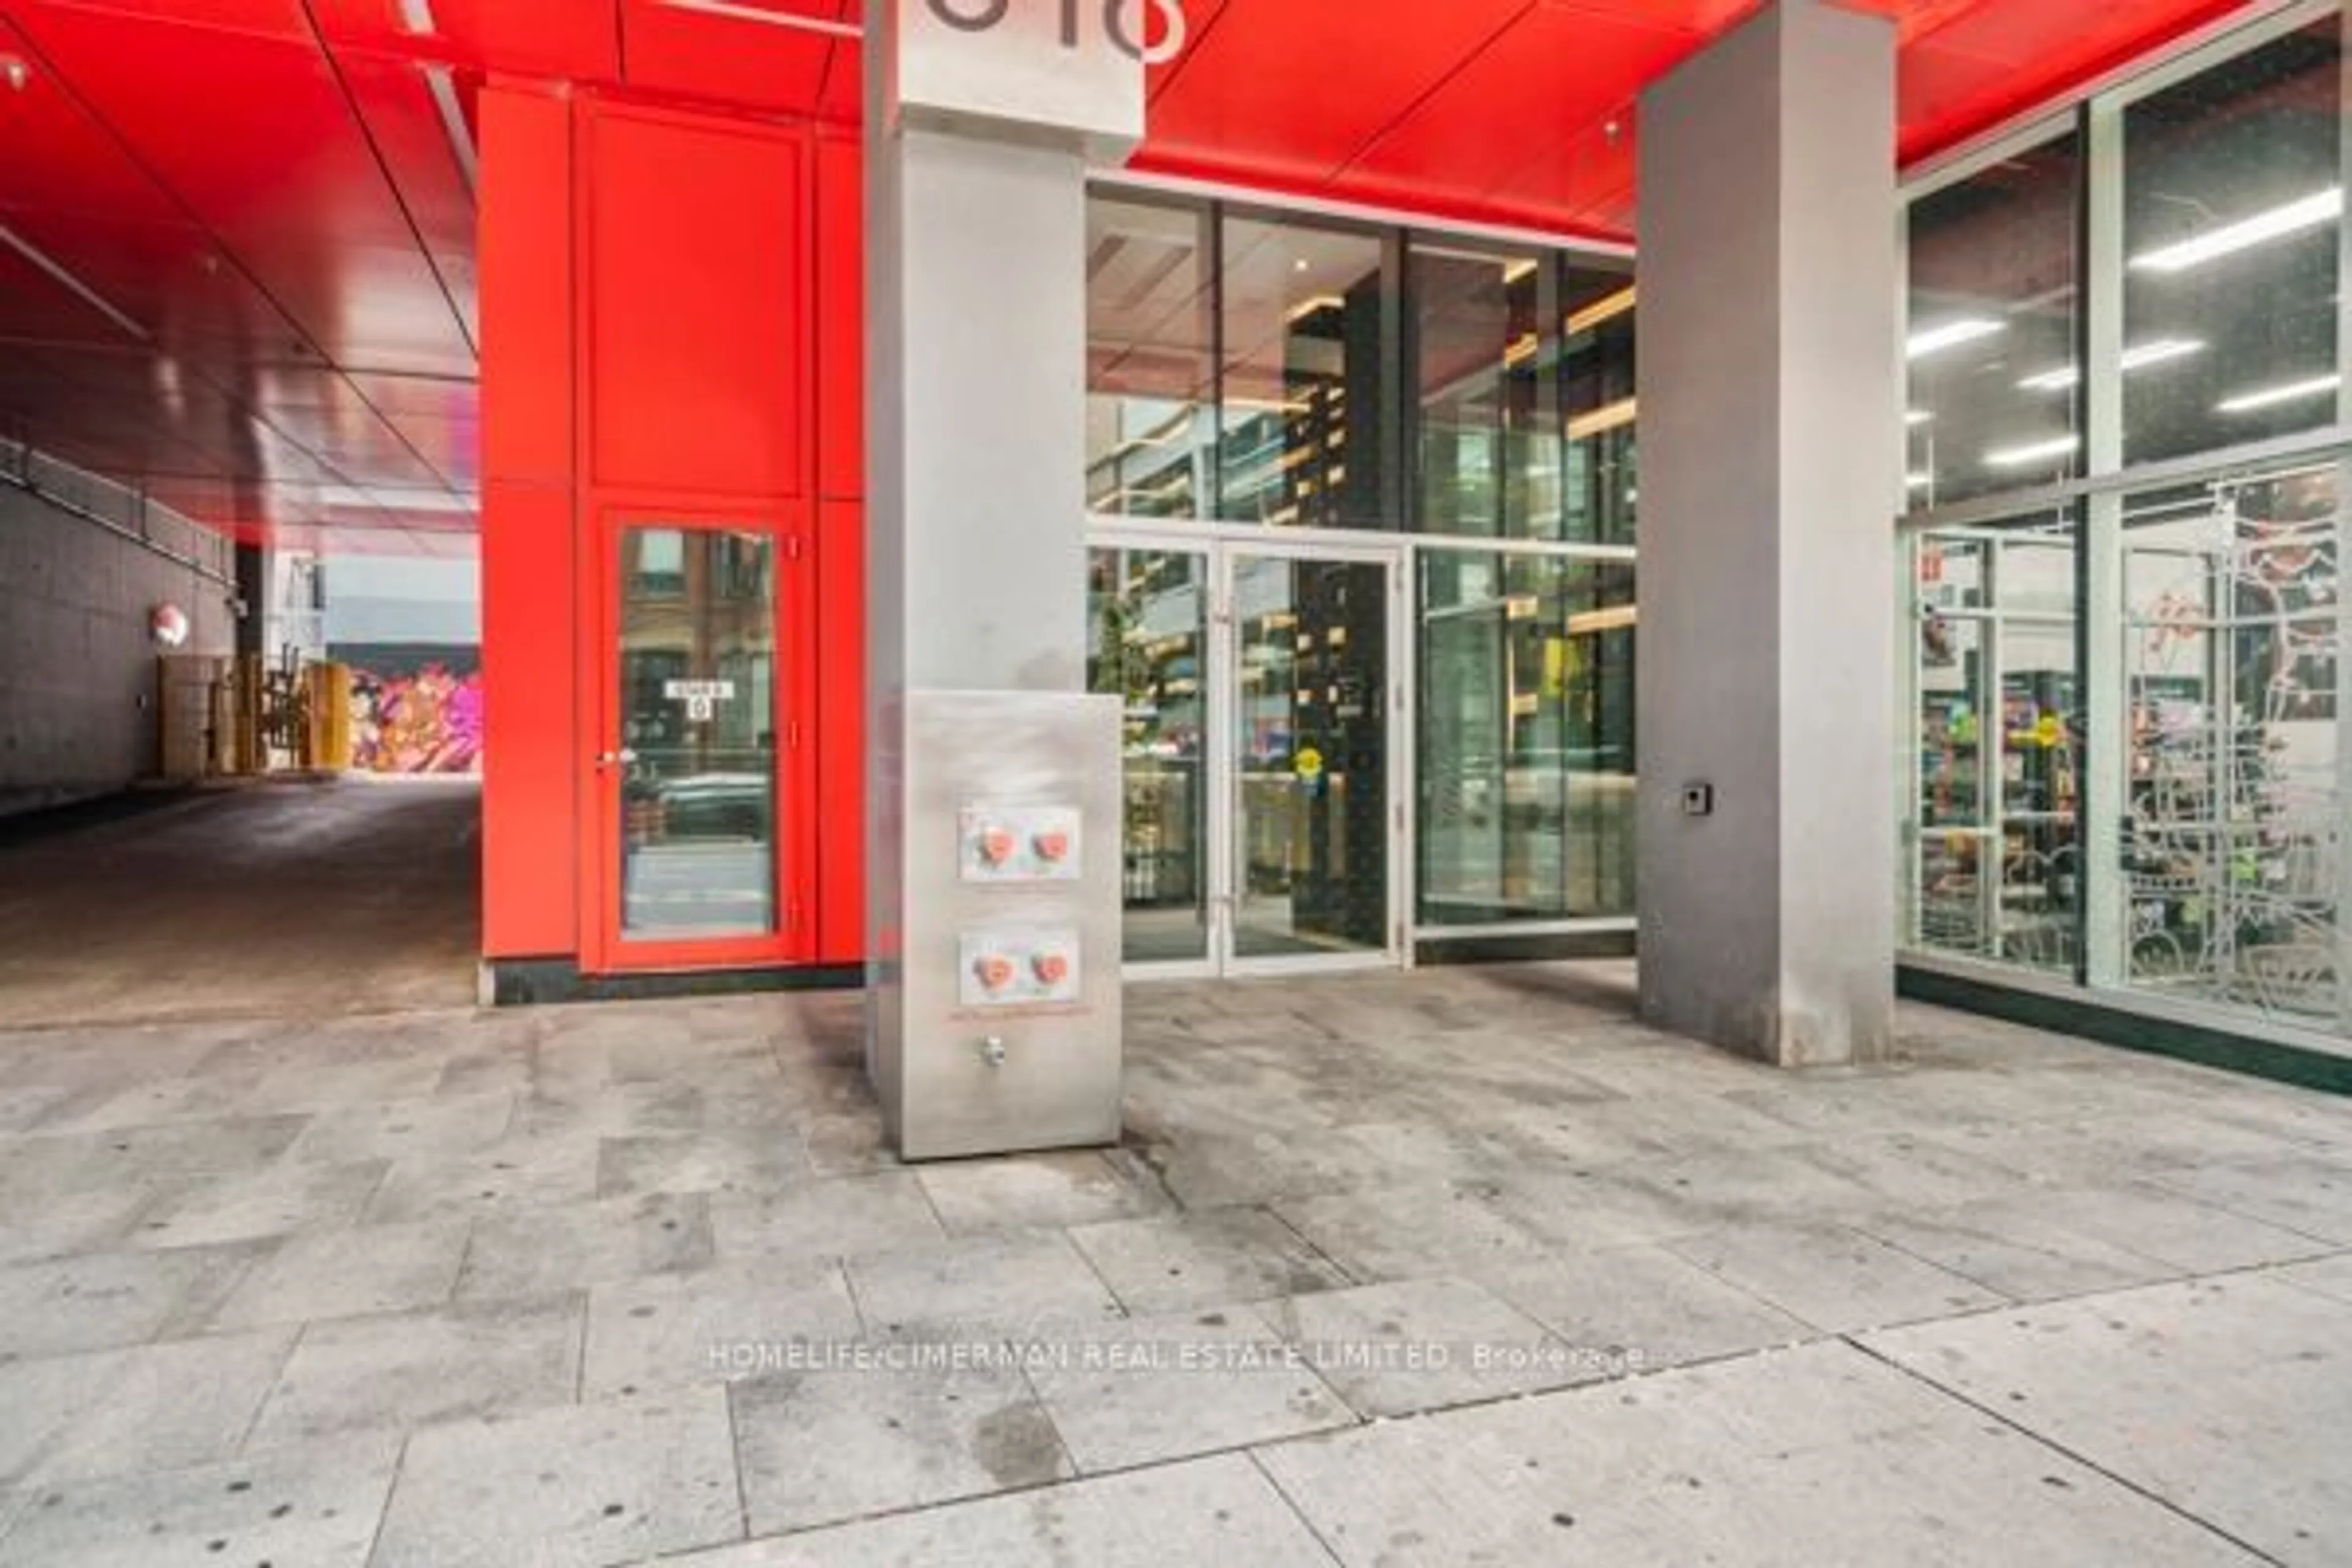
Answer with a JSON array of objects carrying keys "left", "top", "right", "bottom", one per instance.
[
  {"left": 1068, "top": 1206, "right": 1352, "bottom": 1315},
  {"left": 0, "top": 1327, "right": 295, "bottom": 1488},
  {"left": 708, "top": 1174, "right": 947, "bottom": 1267},
  {"left": 597, "top": 1128, "right": 813, "bottom": 1200},
  {"left": 363, "top": 1133, "right": 604, "bottom": 1224},
  {"left": 129, "top": 1158, "right": 388, "bottom": 1249},
  {"left": 455, "top": 1191, "right": 713, "bottom": 1302},
  {"left": 1020, "top": 1306, "right": 1355, "bottom": 1471},
  {"left": 2274, "top": 1253, "right": 2352, "bottom": 1305},
  {"left": 0, "top": 1180, "right": 159, "bottom": 1267},
  {"left": 1273, "top": 1182, "right": 1554, "bottom": 1284},
  {"left": 2144, "top": 1154, "right": 2352, "bottom": 1247},
  {"left": 246, "top": 1294, "right": 584, "bottom": 1445},
  {"left": 1842, "top": 1197, "right": 2187, "bottom": 1302},
  {"left": 2013, "top": 1180, "right": 2336, "bottom": 1273},
  {"left": 284, "top": 1090, "right": 517, "bottom": 1165},
  {"left": 1480, "top": 1242, "right": 1815, "bottom": 1374},
  {"left": 668, "top": 1454, "right": 1339, "bottom": 1567},
  {"left": 8, "top": 1114, "right": 311, "bottom": 1190},
  {"left": 371, "top": 1386, "right": 744, "bottom": 1568},
  {"left": 730, "top": 1359, "right": 1072, "bottom": 1536},
  {"left": 801, "top": 1113, "right": 895, "bottom": 1177},
  {"left": 846, "top": 1229, "right": 1126, "bottom": 1340},
  {"left": 0, "top": 1433, "right": 402, "bottom": 1568},
  {"left": 209, "top": 1216, "right": 471, "bottom": 1329},
  {"left": 1866, "top": 1273, "right": 2352, "bottom": 1566},
  {"left": 1261, "top": 1276, "right": 1580, "bottom": 1419},
  {"left": 915, "top": 1150, "right": 1172, "bottom": 1235},
  {"left": 1256, "top": 1340, "right": 2255, "bottom": 1567},
  {"left": 584, "top": 1262, "right": 863, "bottom": 1398},
  {"left": 1664, "top": 1221, "right": 2008, "bottom": 1332},
  {"left": 0, "top": 1242, "right": 269, "bottom": 1358}
]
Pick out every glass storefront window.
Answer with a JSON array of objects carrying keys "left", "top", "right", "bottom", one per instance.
[
  {"left": 1218, "top": 213, "right": 1389, "bottom": 529},
  {"left": 1419, "top": 549, "right": 1635, "bottom": 924},
  {"left": 1561, "top": 271, "right": 1639, "bottom": 546},
  {"left": 2122, "top": 17, "right": 2343, "bottom": 468},
  {"left": 1412, "top": 243, "right": 1559, "bottom": 539},
  {"left": 1902, "top": 514, "right": 2082, "bottom": 973},
  {"left": 1907, "top": 133, "right": 2082, "bottom": 510},
  {"left": 2118, "top": 467, "right": 2342, "bottom": 1025},
  {"left": 1086, "top": 196, "right": 1215, "bottom": 519}
]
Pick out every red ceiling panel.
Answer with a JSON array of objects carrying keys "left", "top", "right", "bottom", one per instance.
[
  {"left": 0, "top": 0, "right": 2265, "bottom": 556},
  {"left": 1340, "top": 5, "right": 1693, "bottom": 226},
  {"left": 1140, "top": 0, "right": 1532, "bottom": 189},
  {"left": 621, "top": 0, "right": 834, "bottom": 116}
]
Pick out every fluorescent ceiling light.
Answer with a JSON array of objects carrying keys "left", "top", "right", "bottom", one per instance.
[
  {"left": 1907, "top": 318, "right": 2003, "bottom": 359},
  {"left": 1567, "top": 398, "right": 1637, "bottom": 443},
  {"left": 1566, "top": 285, "right": 1636, "bottom": 336},
  {"left": 1985, "top": 435, "right": 2079, "bottom": 468},
  {"left": 2130, "top": 187, "right": 2342, "bottom": 274},
  {"left": 396, "top": 0, "right": 437, "bottom": 34},
  {"left": 2016, "top": 338, "right": 2205, "bottom": 392},
  {"left": 1906, "top": 472, "right": 1932, "bottom": 488},
  {"left": 2217, "top": 373, "right": 2341, "bottom": 414},
  {"left": 1904, "top": 410, "right": 1934, "bottom": 427}
]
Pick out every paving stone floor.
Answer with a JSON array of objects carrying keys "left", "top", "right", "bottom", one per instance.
[{"left": 0, "top": 963, "right": 2347, "bottom": 1565}]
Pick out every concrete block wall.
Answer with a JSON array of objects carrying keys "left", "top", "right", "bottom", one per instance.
[{"left": 0, "top": 481, "right": 235, "bottom": 816}]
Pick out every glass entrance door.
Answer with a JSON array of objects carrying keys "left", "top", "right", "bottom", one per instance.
[
  {"left": 1227, "top": 551, "right": 1398, "bottom": 966},
  {"left": 590, "top": 514, "right": 809, "bottom": 972},
  {"left": 1091, "top": 535, "right": 1403, "bottom": 975}
]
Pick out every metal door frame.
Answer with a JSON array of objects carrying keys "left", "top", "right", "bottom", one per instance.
[{"left": 1087, "top": 521, "right": 1410, "bottom": 979}]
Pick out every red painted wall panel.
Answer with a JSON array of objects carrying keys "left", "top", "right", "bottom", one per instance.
[
  {"left": 479, "top": 83, "right": 579, "bottom": 960},
  {"left": 817, "top": 497, "right": 865, "bottom": 964},
  {"left": 583, "top": 105, "right": 808, "bottom": 500},
  {"left": 815, "top": 129, "right": 864, "bottom": 500}
]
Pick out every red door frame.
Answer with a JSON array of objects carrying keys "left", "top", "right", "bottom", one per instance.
[{"left": 581, "top": 498, "right": 816, "bottom": 974}]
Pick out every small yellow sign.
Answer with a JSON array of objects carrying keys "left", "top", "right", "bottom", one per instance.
[
  {"left": 1294, "top": 745, "right": 1325, "bottom": 782},
  {"left": 2035, "top": 713, "right": 2063, "bottom": 749}
]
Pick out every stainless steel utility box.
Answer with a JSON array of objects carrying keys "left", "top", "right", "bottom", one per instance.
[{"left": 871, "top": 690, "right": 1124, "bottom": 1161}]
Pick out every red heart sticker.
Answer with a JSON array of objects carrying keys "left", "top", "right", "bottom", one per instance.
[
  {"left": 1032, "top": 951, "right": 1069, "bottom": 987},
  {"left": 1032, "top": 830, "right": 1071, "bottom": 864},
  {"left": 978, "top": 827, "right": 1016, "bottom": 866},
  {"left": 974, "top": 955, "right": 1016, "bottom": 991}
]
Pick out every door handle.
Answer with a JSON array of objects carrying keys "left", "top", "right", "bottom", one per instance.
[{"left": 595, "top": 749, "right": 639, "bottom": 769}]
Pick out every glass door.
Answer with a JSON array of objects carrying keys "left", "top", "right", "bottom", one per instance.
[
  {"left": 1225, "top": 549, "right": 1401, "bottom": 968},
  {"left": 589, "top": 513, "right": 810, "bottom": 972}
]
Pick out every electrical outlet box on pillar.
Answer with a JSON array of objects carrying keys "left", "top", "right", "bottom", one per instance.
[
  {"left": 873, "top": 692, "right": 1123, "bottom": 1160},
  {"left": 864, "top": 2, "right": 1146, "bottom": 1158}
]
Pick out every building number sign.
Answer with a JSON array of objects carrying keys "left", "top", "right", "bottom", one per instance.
[{"left": 924, "top": 0, "right": 1187, "bottom": 66}]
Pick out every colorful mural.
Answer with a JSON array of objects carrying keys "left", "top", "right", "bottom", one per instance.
[{"left": 335, "top": 646, "right": 484, "bottom": 775}]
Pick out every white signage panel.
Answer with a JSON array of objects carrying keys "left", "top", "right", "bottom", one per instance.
[{"left": 894, "top": 0, "right": 1177, "bottom": 156}]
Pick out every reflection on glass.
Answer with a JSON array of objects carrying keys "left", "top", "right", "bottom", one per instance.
[
  {"left": 618, "top": 527, "right": 776, "bottom": 940},
  {"left": 2123, "top": 18, "right": 2342, "bottom": 467},
  {"left": 1088, "top": 548, "right": 1210, "bottom": 963},
  {"left": 1560, "top": 271, "right": 1639, "bottom": 545},
  {"left": 1086, "top": 196, "right": 1215, "bottom": 518},
  {"left": 1904, "top": 521, "right": 2081, "bottom": 971},
  {"left": 2119, "top": 468, "right": 2343, "bottom": 1023},
  {"left": 1905, "top": 134, "right": 2082, "bottom": 510},
  {"left": 1419, "top": 551, "right": 1635, "bottom": 923},
  {"left": 1414, "top": 244, "right": 1559, "bottom": 538},
  {"left": 1233, "top": 557, "right": 1390, "bottom": 956},
  {"left": 1218, "top": 214, "right": 1386, "bottom": 529}
]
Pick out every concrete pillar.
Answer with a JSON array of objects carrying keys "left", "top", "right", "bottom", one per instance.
[
  {"left": 1634, "top": 0, "right": 1903, "bottom": 1067},
  {"left": 864, "top": 2, "right": 1140, "bottom": 1150}
]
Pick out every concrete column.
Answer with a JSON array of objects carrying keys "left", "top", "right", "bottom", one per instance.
[
  {"left": 1634, "top": 0, "right": 1903, "bottom": 1067},
  {"left": 864, "top": 3, "right": 1139, "bottom": 1146}
]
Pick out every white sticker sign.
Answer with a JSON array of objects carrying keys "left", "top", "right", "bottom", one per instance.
[{"left": 664, "top": 680, "right": 737, "bottom": 703}]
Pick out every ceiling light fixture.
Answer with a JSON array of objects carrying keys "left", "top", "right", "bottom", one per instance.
[
  {"left": 1985, "top": 435, "right": 2079, "bottom": 468},
  {"left": 2217, "top": 373, "right": 2342, "bottom": 414},
  {"left": 1566, "top": 285, "right": 1636, "bottom": 336},
  {"left": 1905, "top": 410, "right": 1934, "bottom": 426},
  {"left": 396, "top": 0, "right": 437, "bottom": 35},
  {"left": 2130, "top": 187, "right": 2342, "bottom": 274},
  {"left": 1907, "top": 317, "right": 2003, "bottom": 359},
  {"left": 2016, "top": 337, "right": 2206, "bottom": 392}
]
